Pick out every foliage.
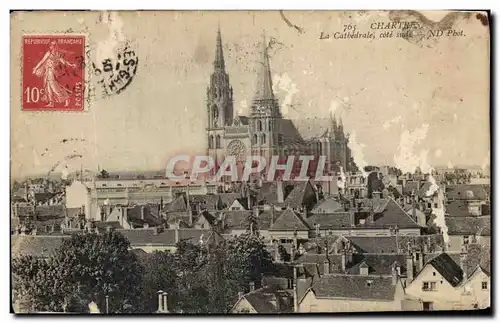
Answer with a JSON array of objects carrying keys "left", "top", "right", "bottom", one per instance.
[
  {"left": 12, "top": 231, "right": 143, "bottom": 313},
  {"left": 97, "top": 169, "right": 110, "bottom": 179}
]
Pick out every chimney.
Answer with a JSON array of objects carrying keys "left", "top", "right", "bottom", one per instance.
[
  {"left": 144, "top": 222, "right": 149, "bottom": 229},
  {"left": 31, "top": 227, "right": 37, "bottom": 236},
  {"left": 175, "top": 228, "right": 179, "bottom": 243},
  {"left": 162, "top": 292, "right": 168, "bottom": 313},
  {"left": 238, "top": 291, "right": 244, "bottom": 299},
  {"left": 247, "top": 192, "right": 252, "bottom": 210},
  {"left": 341, "top": 252, "right": 346, "bottom": 272},
  {"left": 157, "top": 290, "right": 164, "bottom": 312},
  {"left": 411, "top": 193, "right": 416, "bottom": 221},
  {"left": 293, "top": 266, "right": 299, "bottom": 313},
  {"left": 249, "top": 281, "right": 255, "bottom": 292},
  {"left": 277, "top": 180, "right": 284, "bottom": 203},
  {"left": 391, "top": 265, "right": 398, "bottom": 285},
  {"left": 373, "top": 191, "right": 381, "bottom": 200},
  {"left": 406, "top": 254, "right": 414, "bottom": 282},
  {"left": 323, "top": 259, "right": 330, "bottom": 275},
  {"left": 460, "top": 250, "right": 467, "bottom": 280},
  {"left": 369, "top": 205, "right": 374, "bottom": 223},
  {"left": 273, "top": 240, "right": 281, "bottom": 263},
  {"left": 106, "top": 225, "right": 112, "bottom": 233},
  {"left": 270, "top": 206, "right": 275, "bottom": 226}
]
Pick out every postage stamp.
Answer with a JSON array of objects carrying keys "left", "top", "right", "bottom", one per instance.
[{"left": 22, "top": 35, "right": 85, "bottom": 111}]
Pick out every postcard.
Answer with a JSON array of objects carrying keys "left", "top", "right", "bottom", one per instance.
[{"left": 10, "top": 10, "right": 490, "bottom": 314}]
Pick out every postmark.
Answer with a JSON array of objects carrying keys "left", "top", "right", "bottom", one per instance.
[
  {"left": 92, "top": 43, "right": 138, "bottom": 97},
  {"left": 22, "top": 35, "right": 86, "bottom": 111}
]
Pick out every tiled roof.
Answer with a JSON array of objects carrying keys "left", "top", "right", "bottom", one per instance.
[
  {"left": 14, "top": 204, "right": 66, "bottom": 218},
  {"left": 347, "top": 254, "right": 406, "bottom": 276},
  {"left": 165, "top": 196, "right": 187, "bottom": 212},
  {"left": 270, "top": 208, "right": 310, "bottom": 231},
  {"left": 95, "top": 221, "right": 123, "bottom": 230},
  {"left": 241, "top": 286, "right": 293, "bottom": 313},
  {"left": 223, "top": 210, "right": 253, "bottom": 230},
  {"left": 348, "top": 237, "right": 399, "bottom": 254},
  {"left": 445, "top": 216, "right": 490, "bottom": 236},
  {"left": 309, "top": 274, "right": 397, "bottom": 301},
  {"left": 127, "top": 205, "right": 164, "bottom": 227},
  {"left": 277, "top": 118, "right": 305, "bottom": 144},
  {"left": 402, "top": 181, "right": 421, "bottom": 196},
  {"left": 218, "top": 193, "right": 241, "bottom": 208},
  {"left": 311, "top": 198, "right": 343, "bottom": 214},
  {"left": 427, "top": 253, "right": 463, "bottom": 287},
  {"left": 371, "top": 198, "right": 420, "bottom": 228},
  {"left": 190, "top": 194, "right": 221, "bottom": 211},
  {"left": 283, "top": 181, "right": 315, "bottom": 210},
  {"left": 445, "top": 200, "right": 489, "bottom": 217},
  {"left": 66, "top": 207, "right": 82, "bottom": 218},
  {"left": 11, "top": 235, "right": 68, "bottom": 258},
  {"left": 425, "top": 245, "right": 491, "bottom": 276},
  {"left": 306, "top": 212, "right": 352, "bottom": 229},
  {"left": 446, "top": 184, "right": 489, "bottom": 201},
  {"left": 118, "top": 229, "right": 177, "bottom": 246}
]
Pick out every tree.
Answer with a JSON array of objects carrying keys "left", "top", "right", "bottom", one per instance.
[
  {"left": 139, "top": 251, "right": 178, "bottom": 313},
  {"left": 12, "top": 231, "right": 143, "bottom": 313},
  {"left": 98, "top": 169, "right": 110, "bottom": 179}
]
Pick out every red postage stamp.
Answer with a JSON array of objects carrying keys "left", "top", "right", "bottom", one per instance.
[{"left": 22, "top": 35, "right": 85, "bottom": 111}]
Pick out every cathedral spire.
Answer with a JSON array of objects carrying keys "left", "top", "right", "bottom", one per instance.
[
  {"left": 213, "top": 24, "right": 225, "bottom": 70},
  {"left": 253, "top": 31, "right": 274, "bottom": 102},
  {"left": 337, "top": 114, "right": 344, "bottom": 135},
  {"left": 331, "top": 112, "right": 338, "bottom": 133}
]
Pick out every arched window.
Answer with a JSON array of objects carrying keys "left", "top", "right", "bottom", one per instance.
[
  {"left": 268, "top": 120, "right": 272, "bottom": 131},
  {"left": 257, "top": 120, "right": 263, "bottom": 132},
  {"left": 209, "top": 135, "right": 214, "bottom": 149},
  {"left": 252, "top": 134, "right": 258, "bottom": 145},
  {"left": 216, "top": 135, "right": 221, "bottom": 148},
  {"left": 261, "top": 134, "right": 266, "bottom": 144}
]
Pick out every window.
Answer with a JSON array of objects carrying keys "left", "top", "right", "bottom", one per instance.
[
  {"left": 422, "top": 281, "right": 437, "bottom": 291},
  {"left": 434, "top": 203, "right": 438, "bottom": 208},
  {"left": 261, "top": 134, "right": 266, "bottom": 144},
  {"left": 268, "top": 120, "right": 272, "bottom": 131},
  {"left": 257, "top": 120, "right": 263, "bottom": 131},
  {"left": 482, "top": 282, "right": 488, "bottom": 290},
  {"left": 463, "top": 236, "right": 470, "bottom": 245},
  {"left": 209, "top": 135, "right": 214, "bottom": 149},
  {"left": 252, "top": 134, "right": 258, "bottom": 145},
  {"left": 423, "top": 302, "right": 433, "bottom": 311},
  {"left": 216, "top": 135, "right": 221, "bottom": 148}
]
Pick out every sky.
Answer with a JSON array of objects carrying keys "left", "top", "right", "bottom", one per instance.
[{"left": 10, "top": 10, "right": 490, "bottom": 178}]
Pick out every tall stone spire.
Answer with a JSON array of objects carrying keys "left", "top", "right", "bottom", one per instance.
[
  {"left": 337, "top": 114, "right": 344, "bottom": 137},
  {"left": 253, "top": 31, "right": 274, "bottom": 102},
  {"left": 331, "top": 112, "right": 338, "bottom": 134},
  {"left": 213, "top": 24, "right": 225, "bottom": 70}
]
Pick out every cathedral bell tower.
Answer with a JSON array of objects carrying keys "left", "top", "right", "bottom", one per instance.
[
  {"left": 249, "top": 32, "right": 281, "bottom": 163},
  {"left": 206, "top": 26, "right": 234, "bottom": 171}
]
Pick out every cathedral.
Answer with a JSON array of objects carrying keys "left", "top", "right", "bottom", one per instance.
[{"left": 205, "top": 27, "right": 353, "bottom": 179}]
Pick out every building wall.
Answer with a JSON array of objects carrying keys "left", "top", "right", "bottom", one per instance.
[
  {"left": 404, "top": 263, "right": 486, "bottom": 310},
  {"left": 299, "top": 291, "right": 401, "bottom": 313},
  {"left": 315, "top": 228, "right": 420, "bottom": 238},
  {"left": 65, "top": 181, "right": 89, "bottom": 209},
  {"left": 131, "top": 245, "right": 177, "bottom": 253},
  {"left": 231, "top": 298, "right": 258, "bottom": 313},
  {"left": 460, "top": 269, "right": 490, "bottom": 309}
]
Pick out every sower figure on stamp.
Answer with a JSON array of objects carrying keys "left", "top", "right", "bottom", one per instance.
[{"left": 32, "top": 41, "right": 77, "bottom": 108}]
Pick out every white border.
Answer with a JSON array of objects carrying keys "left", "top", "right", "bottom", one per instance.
[{"left": 2, "top": 1, "right": 498, "bottom": 323}]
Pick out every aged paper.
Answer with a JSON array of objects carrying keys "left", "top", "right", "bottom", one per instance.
[{"left": 11, "top": 10, "right": 490, "bottom": 314}]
